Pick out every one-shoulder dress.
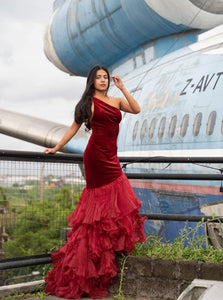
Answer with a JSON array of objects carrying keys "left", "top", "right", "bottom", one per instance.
[{"left": 45, "top": 97, "right": 146, "bottom": 299}]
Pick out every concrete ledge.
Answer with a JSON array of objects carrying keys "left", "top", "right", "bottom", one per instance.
[
  {"left": 109, "top": 256, "right": 223, "bottom": 300},
  {"left": 1, "top": 257, "right": 223, "bottom": 299},
  {"left": 0, "top": 280, "right": 44, "bottom": 297}
]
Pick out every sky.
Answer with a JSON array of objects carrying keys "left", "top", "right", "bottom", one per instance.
[{"left": 0, "top": 0, "right": 86, "bottom": 152}]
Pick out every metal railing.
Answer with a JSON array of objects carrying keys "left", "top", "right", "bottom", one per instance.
[{"left": 1, "top": 150, "right": 223, "bottom": 274}]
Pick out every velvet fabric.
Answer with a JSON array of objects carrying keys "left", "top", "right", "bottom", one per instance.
[{"left": 84, "top": 98, "right": 123, "bottom": 188}]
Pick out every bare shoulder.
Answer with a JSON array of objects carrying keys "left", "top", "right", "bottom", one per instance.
[{"left": 107, "top": 96, "right": 123, "bottom": 109}]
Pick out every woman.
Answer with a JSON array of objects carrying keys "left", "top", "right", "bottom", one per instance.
[{"left": 44, "top": 65, "right": 146, "bottom": 299}]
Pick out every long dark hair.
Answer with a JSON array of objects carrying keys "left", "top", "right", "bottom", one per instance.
[{"left": 74, "top": 65, "right": 110, "bottom": 130}]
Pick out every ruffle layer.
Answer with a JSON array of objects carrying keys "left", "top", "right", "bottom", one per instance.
[{"left": 45, "top": 173, "right": 146, "bottom": 299}]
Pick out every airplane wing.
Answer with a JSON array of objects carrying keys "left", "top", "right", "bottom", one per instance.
[{"left": 0, "top": 109, "right": 89, "bottom": 153}]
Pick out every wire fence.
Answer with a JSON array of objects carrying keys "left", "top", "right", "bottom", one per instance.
[
  {"left": 0, "top": 155, "right": 86, "bottom": 285},
  {"left": 0, "top": 153, "right": 86, "bottom": 285}
]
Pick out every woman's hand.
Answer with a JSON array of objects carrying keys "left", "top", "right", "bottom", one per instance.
[
  {"left": 43, "top": 121, "right": 81, "bottom": 155},
  {"left": 44, "top": 148, "right": 57, "bottom": 154},
  {"left": 111, "top": 75, "right": 124, "bottom": 90},
  {"left": 111, "top": 75, "right": 141, "bottom": 114}
]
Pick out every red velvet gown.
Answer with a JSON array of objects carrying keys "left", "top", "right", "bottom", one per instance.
[{"left": 45, "top": 97, "right": 146, "bottom": 299}]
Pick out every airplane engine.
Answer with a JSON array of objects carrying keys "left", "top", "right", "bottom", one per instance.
[
  {"left": 146, "top": 0, "right": 223, "bottom": 29},
  {"left": 44, "top": 0, "right": 223, "bottom": 77}
]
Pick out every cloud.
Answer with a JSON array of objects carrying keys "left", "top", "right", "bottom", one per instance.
[
  {"left": 0, "top": 0, "right": 54, "bottom": 23},
  {"left": 0, "top": 0, "right": 86, "bottom": 151},
  {"left": 0, "top": 19, "right": 86, "bottom": 103}
]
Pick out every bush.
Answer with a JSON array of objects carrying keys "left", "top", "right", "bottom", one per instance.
[{"left": 132, "top": 220, "right": 223, "bottom": 263}]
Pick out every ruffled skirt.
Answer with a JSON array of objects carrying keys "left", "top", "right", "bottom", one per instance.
[{"left": 45, "top": 173, "right": 146, "bottom": 299}]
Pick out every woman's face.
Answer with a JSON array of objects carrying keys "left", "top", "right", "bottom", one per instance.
[{"left": 94, "top": 69, "right": 109, "bottom": 92}]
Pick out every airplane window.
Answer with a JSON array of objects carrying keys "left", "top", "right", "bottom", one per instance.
[
  {"left": 149, "top": 118, "right": 156, "bottom": 139},
  {"left": 206, "top": 111, "right": 217, "bottom": 136},
  {"left": 140, "top": 120, "right": 148, "bottom": 141},
  {"left": 169, "top": 115, "right": 177, "bottom": 138},
  {"left": 158, "top": 117, "right": 166, "bottom": 139},
  {"left": 193, "top": 112, "right": 202, "bottom": 136},
  {"left": 180, "top": 114, "right": 189, "bottom": 137},
  {"left": 132, "top": 120, "right": 139, "bottom": 141}
]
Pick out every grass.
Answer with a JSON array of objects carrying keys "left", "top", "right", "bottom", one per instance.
[
  {"left": 0, "top": 291, "right": 49, "bottom": 300},
  {"left": 132, "top": 220, "right": 223, "bottom": 263}
]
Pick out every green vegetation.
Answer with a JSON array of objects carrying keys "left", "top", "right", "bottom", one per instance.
[
  {"left": 132, "top": 220, "right": 223, "bottom": 263},
  {"left": 0, "top": 186, "right": 9, "bottom": 208},
  {"left": 2, "top": 186, "right": 82, "bottom": 258},
  {"left": 0, "top": 184, "right": 83, "bottom": 285},
  {"left": 0, "top": 291, "right": 49, "bottom": 300}
]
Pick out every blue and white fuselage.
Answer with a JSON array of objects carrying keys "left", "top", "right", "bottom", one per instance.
[{"left": 111, "top": 27, "right": 223, "bottom": 240}]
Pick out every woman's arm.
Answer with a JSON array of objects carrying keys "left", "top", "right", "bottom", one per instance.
[
  {"left": 111, "top": 75, "right": 141, "bottom": 114},
  {"left": 44, "top": 120, "right": 82, "bottom": 154}
]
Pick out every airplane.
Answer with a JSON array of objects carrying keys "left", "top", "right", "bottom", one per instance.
[{"left": 1, "top": 0, "right": 223, "bottom": 243}]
